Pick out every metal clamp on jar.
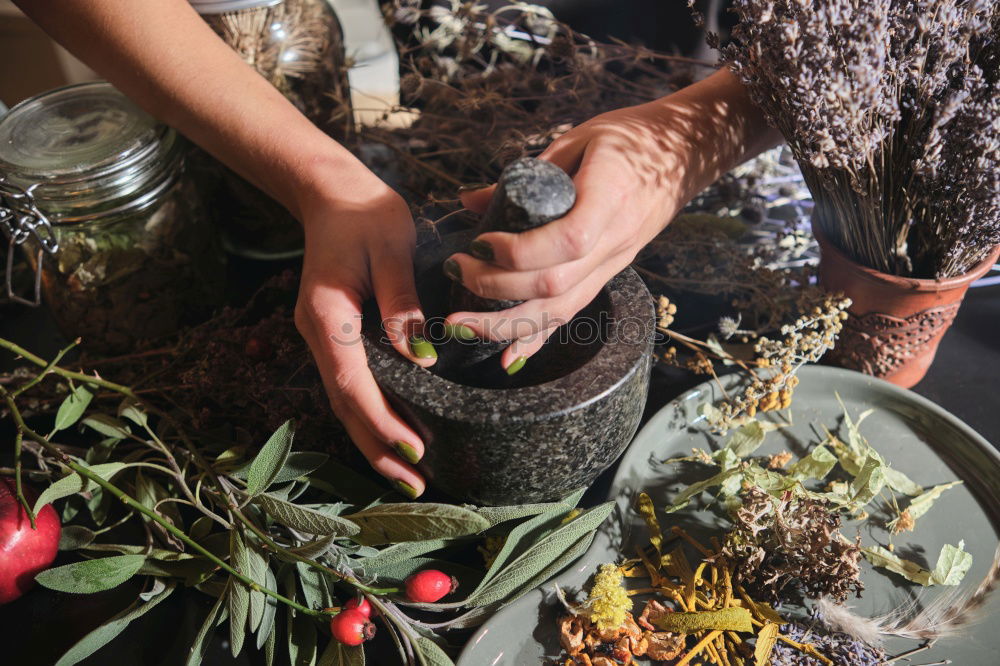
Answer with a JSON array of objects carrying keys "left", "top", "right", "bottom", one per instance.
[{"left": 0, "top": 82, "right": 226, "bottom": 354}]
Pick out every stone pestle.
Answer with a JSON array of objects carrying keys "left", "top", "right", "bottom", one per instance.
[{"left": 445, "top": 157, "right": 577, "bottom": 370}]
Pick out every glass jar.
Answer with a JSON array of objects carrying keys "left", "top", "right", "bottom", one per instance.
[
  {"left": 191, "top": 0, "right": 354, "bottom": 259},
  {"left": 0, "top": 82, "right": 226, "bottom": 354}
]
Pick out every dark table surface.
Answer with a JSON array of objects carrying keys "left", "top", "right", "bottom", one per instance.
[{"left": 1, "top": 262, "right": 997, "bottom": 665}]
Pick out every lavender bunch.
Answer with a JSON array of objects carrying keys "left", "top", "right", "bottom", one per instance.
[
  {"left": 714, "top": 0, "right": 1000, "bottom": 278},
  {"left": 770, "top": 621, "right": 886, "bottom": 666}
]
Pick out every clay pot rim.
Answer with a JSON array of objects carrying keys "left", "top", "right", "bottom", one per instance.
[{"left": 812, "top": 221, "right": 1000, "bottom": 292}]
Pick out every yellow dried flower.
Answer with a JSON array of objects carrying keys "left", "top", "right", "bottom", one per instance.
[
  {"left": 586, "top": 563, "right": 632, "bottom": 632},
  {"left": 561, "top": 508, "right": 582, "bottom": 524}
]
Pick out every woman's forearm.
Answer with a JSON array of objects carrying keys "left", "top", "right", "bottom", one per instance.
[
  {"left": 644, "top": 67, "right": 782, "bottom": 210},
  {"left": 13, "top": 0, "right": 381, "bottom": 220}
]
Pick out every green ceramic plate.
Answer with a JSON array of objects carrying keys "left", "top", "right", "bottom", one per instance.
[{"left": 457, "top": 365, "right": 1000, "bottom": 665}]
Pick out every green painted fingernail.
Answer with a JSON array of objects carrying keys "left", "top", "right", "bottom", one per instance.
[
  {"left": 393, "top": 479, "right": 419, "bottom": 499},
  {"left": 393, "top": 441, "right": 421, "bottom": 464},
  {"left": 469, "top": 239, "right": 494, "bottom": 261},
  {"left": 444, "top": 323, "right": 477, "bottom": 340},
  {"left": 506, "top": 355, "right": 528, "bottom": 376},
  {"left": 458, "top": 182, "right": 491, "bottom": 192},
  {"left": 409, "top": 335, "right": 437, "bottom": 359},
  {"left": 443, "top": 258, "right": 462, "bottom": 282}
]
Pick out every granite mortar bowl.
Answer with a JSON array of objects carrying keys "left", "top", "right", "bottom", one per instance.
[{"left": 363, "top": 230, "right": 654, "bottom": 505}]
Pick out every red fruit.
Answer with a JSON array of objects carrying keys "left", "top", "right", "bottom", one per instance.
[
  {"left": 404, "top": 569, "right": 458, "bottom": 603},
  {"left": 344, "top": 596, "right": 372, "bottom": 618},
  {"left": 0, "top": 477, "right": 61, "bottom": 604},
  {"left": 329, "top": 609, "right": 376, "bottom": 646},
  {"left": 243, "top": 337, "right": 273, "bottom": 361}
]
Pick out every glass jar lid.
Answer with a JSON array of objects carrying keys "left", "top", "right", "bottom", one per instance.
[
  {"left": 189, "top": 0, "right": 281, "bottom": 14},
  {"left": 0, "top": 81, "right": 159, "bottom": 181},
  {"left": 0, "top": 81, "right": 182, "bottom": 226}
]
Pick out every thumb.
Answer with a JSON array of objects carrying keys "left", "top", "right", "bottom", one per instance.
[{"left": 459, "top": 184, "right": 496, "bottom": 213}]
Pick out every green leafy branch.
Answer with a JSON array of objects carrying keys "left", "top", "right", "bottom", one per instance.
[{"left": 1, "top": 338, "right": 611, "bottom": 666}]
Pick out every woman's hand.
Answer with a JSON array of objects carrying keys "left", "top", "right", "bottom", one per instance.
[
  {"left": 294, "top": 171, "right": 434, "bottom": 498},
  {"left": 445, "top": 69, "right": 781, "bottom": 371}
]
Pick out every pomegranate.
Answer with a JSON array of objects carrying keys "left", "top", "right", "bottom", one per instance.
[{"left": 1, "top": 477, "right": 61, "bottom": 604}]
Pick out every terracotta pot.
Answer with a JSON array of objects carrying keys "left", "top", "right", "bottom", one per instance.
[{"left": 814, "top": 224, "right": 999, "bottom": 388}]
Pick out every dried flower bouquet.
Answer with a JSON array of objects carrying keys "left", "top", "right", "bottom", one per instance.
[{"left": 704, "top": 0, "right": 1000, "bottom": 279}]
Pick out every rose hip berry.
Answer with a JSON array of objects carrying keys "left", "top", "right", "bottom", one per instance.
[
  {"left": 344, "top": 596, "right": 372, "bottom": 618},
  {"left": 405, "top": 569, "right": 458, "bottom": 603},
  {"left": 329, "top": 609, "right": 376, "bottom": 646},
  {"left": 243, "top": 337, "right": 273, "bottom": 361}
]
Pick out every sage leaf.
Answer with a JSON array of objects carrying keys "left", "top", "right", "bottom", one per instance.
[
  {"left": 246, "top": 419, "right": 295, "bottom": 497},
  {"left": 82, "top": 413, "right": 132, "bottom": 439},
  {"left": 466, "top": 501, "right": 614, "bottom": 607},
  {"left": 256, "top": 493, "right": 360, "bottom": 537},
  {"left": 788, "top": 444, "right": 837, "bottom": 481},
  {"left": 474, "top": 490, "right": 582, "bottom": 526},
  {"left": 247, "top": 545, "right": 269, "bottom": 633},
  {"left": 286, "top": 535, "right": 337, "bottom": 560},
  {"left": 344, "top": 503, "right": 490, "bottom": 546},
  {"left": 318, "top": 640, "right": 365, "bottom": 666},
  {"left": 54, "top": 581, "right": 175, "bottom": 666},
  {"left": 665, "top": 468, "right": 741, "bottom": 512},
  {"left": 58, "top": 525, "right": 97, "bottom": 551},
  {"left": 35, "top": 554, "right": 145, "bottom": 593},
  {"left": 54, "top": 386, "right": 93, "bottom": 432},
  {"left": 117, "top": 400, "right": 148, "bottom": 429},
  {"left": 296, "top": 562, "right": 333, "bottom": 611},
  {"left": 470, "top": 502, "right": 574, "bottom": 593},
  {"left": 186, "top": 592, "right": 225, "bottom": 666},
  {"left": 931, "top": 540, "right": 973, "bottom": 585},
  {"left": 289, "top": 610, "right": 317, "bottom": 666},
  {"left": 256, "top": 567, "right": 279, "bottom": 651},
  {"left": 360, "top": 538, "right": 456, "bottom": 571},
  {"left": 271, "top": 452, "right": 329, "bottom": 486},
  {"left": 727, "top": 421, "right": 767, "bottom": 458},
  {"left": 228, "top": 577, "right": 249, "bottom": 658},
  {"left": 415, "top": 637, "right": 455, "bottom": 666},
  {"left": 34, "top": 462, "right": 126, "bottom": 514},
  {"left": 653, "top": 607, "right": 753, "bottom": 633},
  {"left": 501, "top": 530, "right": 595, "bottom": 606}
]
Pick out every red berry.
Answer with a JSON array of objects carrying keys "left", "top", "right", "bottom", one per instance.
[
  {"left": 329, "top": 609, "right": 376, "bottom": 646},
  {"left": 0, "top": 477, "right": 61, "bottom": 605},
  {"left": 344, "top": 596, "right": 372, "bottom": 618},
  {"left": 244, "top": 337, "right": 273, "bottom": 361},
  {"left": 404, "top": 569, "right": 458, "bottom": 603}
]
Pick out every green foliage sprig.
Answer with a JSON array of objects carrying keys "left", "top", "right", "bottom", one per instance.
[{"left": 1, "top": 337, "right": 612, "bottom": 666}]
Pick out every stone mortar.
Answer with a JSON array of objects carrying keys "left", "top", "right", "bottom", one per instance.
[{"left": 363, "top": 239, "right": 652, "bottom": 504}]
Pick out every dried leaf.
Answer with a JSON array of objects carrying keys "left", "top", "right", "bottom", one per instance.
[
  {"left": 636, "top": 492, "right": 663, "bottom": 557},
  {"left": 788, "top": 444, "right": 837, "bottom": 481},
  {"left": 653, "top": 607, "right": 753, "bottom": 633},
  {"left": 754, "top": 622, "right": 779, "bottom": 665},
  {"left": 665, "top": 467, "right": 741, "bottom": 513},
  {"left": 727, "top": 421, "right": 767, "bottom": 458}
]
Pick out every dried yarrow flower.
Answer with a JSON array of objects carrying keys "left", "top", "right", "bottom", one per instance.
[{"left": 585, "top": 563, "right": 633, "bottom": 632}]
